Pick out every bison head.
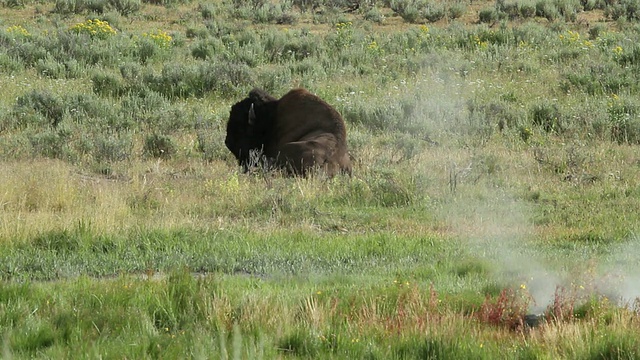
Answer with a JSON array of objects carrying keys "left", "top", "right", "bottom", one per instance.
[{"left": 225, "top": 89, "right": 276, "bottom": 171}]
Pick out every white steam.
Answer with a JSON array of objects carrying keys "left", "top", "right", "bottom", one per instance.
[
  {"left": 441, "top": 189, "right": 640, "bottom": 313},
  {"left": 599, "top": 237, "right": 640, "bottom": 307},
  {"left": 404, "top": 66, "right": 640, "bottom": 313}
]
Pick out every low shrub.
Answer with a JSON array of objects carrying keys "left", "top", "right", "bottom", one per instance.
[
  {"left": 143, "top": 133, "right": 176, "bottom": 159},
  {"left": 608, "top": 95, "right": 640, "bottom": 144},
  {"left": 448, "top": 2, "right": 466, "bottom": 19},
  {"left": 292, "top": 0, "right": 321, "bottom": 12},
  {"left": 108, "top": 0, "right": 140, "bottom": 15},
  {"left": 531, "top": 102, "right": 562, "bottom": 133},
  {"left": 390, "top": 0, "right": 423, "bottom": 23},
  {"left": 196, "top": 121, "right": 229, "bottom": 162},
  {"left": 604, "top": 0, "right": 640, "bottom": 20},
  {"left": 423, "top": 3, "right": 446, "bottom": 23},
  {"left": 262, "top": 29, "right": 321, "bottom": 62},
  {"left": 190, "top": 39, "right": 219, "bottom": 60},
  {"left": 198, "top": 3, "right": 215, "bottom": 19},
  {"left": 53, "top": 0, "right": 87, "bottom": 14},
  {"left": 53, "top": 0, "right": 113, "bottom": 13},
  {"left": 144, "top": 61, "right": 254, "bottom": 98},
  {"left": 28, "top": 129, "right": 71, "bottom": 160},
  {"left": 479, "top": 7, "right": 502, "bottom": 23},
  {"left": 364, "top": 6, "right": 386, "bottom": 23},
  {"left": 142, "top": 0, "right": 191, "bottom": 6},
  {"left": 65, "top": 93, "right": 115, "bottom": 124},
  {"left": 34, "top": 56, "right": 66, "bottom": 79},
  {"left": 87, "top": 0, "right": 109, "bottom": 13},
  {"left": 13, "top": 90, "right": 65, "bottom": 128},
  {"left": 535, "top": 0, "right": 560, "bottom": 21},
  {"left": 6, "top": 40, "right": 48, "bottom": 67},
  {"left": 255, "top": 2, "right": 299, "bottom": 24},
  {"left": 0, "top": 53, "right": 25, "bottom": 74},
  {"left": 563, "top": 64, "right": 638, "bottom": 96},
  {"left": 92, "top": 70, "right": 126, "bottom": 97},
  {"left": 135, "top": 37, "right": 161, "bottom": 64},
  {"left": 94, "top": 133, "right": 133, "bottom": 161}
]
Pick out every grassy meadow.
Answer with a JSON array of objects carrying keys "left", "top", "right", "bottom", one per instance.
[{"left": 2, "top": 0, "right": 640, "bottom": 358}]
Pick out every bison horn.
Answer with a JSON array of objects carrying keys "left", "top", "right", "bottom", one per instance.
[{"left": 248, "top": 103, "right": 256, "bottom": 125}]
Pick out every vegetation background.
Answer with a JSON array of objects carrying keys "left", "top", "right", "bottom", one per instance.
[{"left": 2, "top": 0, "right": 640, "bottom": 358}]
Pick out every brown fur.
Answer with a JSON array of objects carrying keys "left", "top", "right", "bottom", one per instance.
[{"left": 225, "top": 88, "right": 351, "bottom": 176}]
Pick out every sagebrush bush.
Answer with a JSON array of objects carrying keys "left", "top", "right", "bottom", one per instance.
[
  {"left": 563, "top": 63, "right": 639, "bottom": 96},
  {"left": 256, "top": 65, "right": 293, "bottom": 95},
  {"left": 468, "top": 100, "right": 527, "bottom": 131},
  {"left": 535, "top": 0, "right": 560, "bottom": 20},
  {"left": 615, "top": 43, "right": 640, "bottom": 66},
  {"left": 13, "top": 90, "right": 65, "bottom": 128},
  {"left": 190, "top": 38, "right": 225, "bottom": 60},
  {"left": 107, "top": 0, "right": 140, "bottom": 15},
  {"left": 532, "top": 102, "right": 562, "bottom": 133},
  {"left": 135, "top": 37, "right": 161, "bottom": 64},
  {"left": 0, "top": 53, "right": 24, "bottom": 74},
  {"left": 54, "top": 0, "right": 117, "bottom": 14},
  {"left": 423, "top": 3, "right": 446, "bottom": 23},
  {"left": 87, "top": 0, "right": 109, "bottom": 13},
  {"left": 35, "top": 56, "right": 67, "bottom": 79},
  {"left": 28, "top": 129, "right": 70, "bottom": 159},
  {"left": 6, "top": 39, "right": 48, "bottom": 66},
  {"left": 53, "top": 0, "right": 87, "bottom": 14},
  {"left": 2, "top": 0, "right": 25, "bottom": 7},
  {"left": 448, "top": 2, "right": 467, "bottom": 19},
  {"left": 48, "top": 30, "right": 124, "bottom": 67},
  {"left": 479, "top": 7, "right": 502, "bottom": 23},
  {"left": 364, "top": 6, "right": 386, "bottom": 23},
  {"left": 93, "top": 132, "right": 133, "bottom": 161},
  {"left": 197, "top": 2, "right": 215, "bottom": 19},
  {"left": 605, "top": 0, "right": 640, "bottom": 20},
  {"left": 262, "top": 29, "right": 321, "bottom": 62},
  {"left": 390, "top": 0, "right": 422, "bottom": 23},
  {"left": 256, "top": 2, "right": 299, "bottom": 24},
  {"left": 292, "top": 0, "right": 319, "bottom": 12},
  {"left": 390, "top": 0, "right": 460, "bottom": 23},
  {"left": 143, "top": 61, "right": 254, "bottom": 98},
  {"left": 92, "top": 70, "right": 125, "bottom": 97},
  {"left": 340, "top": 100, "right": 404, "bottom": 132},
  {"left": 118, "top": 61, "right": 143, "bottom": 82},
  {"left": 582, "top": 0, "right": 607, "bottom": 11},
  {"left": 142, "top": 0, "right": 191, "bottom": 6},
  {"left": 65, "top": 93, "right": 116, "bottom": 124},
  {"left": 0, "top": 133, "right": 31, "bottom": 159},
  {"left": 119, "top": 90, "right": 169, "bottom": 123},
  {"left": 143, "top": 133, "right": 176, "bottom": 159},
  {"left": 607, "top": 95, "right": 640, "bottom": 144},
  {"left": 196, "top": 120, "right": 229, "bottom": 162}
]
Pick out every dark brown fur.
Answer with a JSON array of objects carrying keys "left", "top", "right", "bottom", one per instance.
[{"left": 225, "top": 88, "right": 351, "bottom": 176}]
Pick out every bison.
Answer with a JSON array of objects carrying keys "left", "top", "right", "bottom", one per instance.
[{"left": 225, "top": 88, "right": 352, "bottom": 176}]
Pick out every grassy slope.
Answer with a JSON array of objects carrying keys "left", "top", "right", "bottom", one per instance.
[{"left": 2, "top": 0, "right": 640, "bottom": 358}]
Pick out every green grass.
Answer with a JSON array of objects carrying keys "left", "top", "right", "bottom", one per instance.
[{"left": 2, "top": 0, "right": 640, "bottom": 358}]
